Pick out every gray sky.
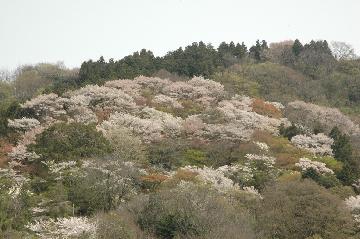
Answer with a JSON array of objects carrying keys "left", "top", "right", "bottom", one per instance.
[{"left": 1, "top": 0, "right": 359, "bottom": 70}]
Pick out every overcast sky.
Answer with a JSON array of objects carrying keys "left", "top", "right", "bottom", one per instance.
[{"left": 0, "top": 0, "right": 359, "bottom": 70}]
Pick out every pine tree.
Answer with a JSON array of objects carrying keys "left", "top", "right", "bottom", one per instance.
[
  {"left": 292, "top": 39, "right": 304, "bottom": 56},
  {"left": 329, "top": 127, "right": 359, "bottom": 185}
]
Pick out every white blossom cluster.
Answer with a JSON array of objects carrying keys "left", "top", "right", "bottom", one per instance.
[
  {"left": 216, "top": 96, "right": 290, "bottom": 135},
  {"left": 180, "top": 165, "right": 263, "bottom": 198},
  {"left": 21, "top": 93, "right": 68, "bottom": 119},
  {"left": 26, "top": 217, "right": 96, "bottom": 239},
  {"left": 42, "top": 160, "right": 78, "bottom": 180},
  {"left": 345, "top": 195, "right": 360, "bottom": 212},
  {"left": 345, "top": 195, "right": 360, "bottom": 228},
  {"left": 286, "top": 101, "right": 360, "bottom": 135},
  {"left": 352, "top": 179, "right": 360, "bottom": 192},
  {"left": 7, "top": 117, "right": 40, "bottom": 131},
  {"left": 181, "top": 165, "right": 240, "bottom": 192},
  {"left": 245, "top": 154, "right": 276, "bottom": 166},
  {"left": 67, "top": 105, "right": 98, "bottom": 124},
  {"left": 98, "top": 107, "right": 183, "bottom": 142},
  {"left": 265, "top": 101, "right": 285, "bottom": 110},
  {"left": 134, "top": 76, "right": 171, "bottom": 93},
  {"left": 243, "top": 186, "right": 263, "bottom": 199},
  {"left": 10, "top": 76, "right": 293, "bottom": 149},
  {"left": 0, "top": 167, "right": 29, "bottom": 197},
  {"left": 200, "top": 122, "right": 254, "bottom": 141},
  {"left": 253, "top": 141, "right": 269, "bottom": 152},
  {"left": 354, "top": 215, "right": 360, "bottom": 228},
  {"left": 291, "top": 133, "right": 334, "bottom": 156},
  {"left": 182, "top": 114, "right": 254, "bottom": 141},
  {"left": 81, "top": 158, "right": 146, "bottom": 201},
  {"left": 105, "top": 79, "right": 142, "bottom": 96},
  {"left": 65, "top": 85, "right": 138, "bottom": 113},
  {"left": 152, "top": 94, "right": 183, "bottom": 109},
  {"left": 8, "top": 124, "right": 47, "bottom": 163},
  {"left": 162, "top": 76, "right": 225, "bottom": 100},
  {"left": 295, "top": 157, "right": 334, "bottom": 174},
  {"left": 218, "top": 163, "right": 254, "bottom": 183},
  {"left": 8, "top": 144, "right": 40, "bottom": 162}
]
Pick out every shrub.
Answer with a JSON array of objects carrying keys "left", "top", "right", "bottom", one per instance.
[
  {"left": 140, "top": 173, "right": 169, "bottom": 191},
  {"left": 251, "top": 98, "right": 282, "bottom": 118},
  {"left": 279, "top": 123, "right": 301, "bottom": 140},
  {"left": 67, "top": 156, "right": 141, "bottom": 215},
  {"left": 103, "top": 127, "right": 146, "bottom": 163},
  {"left": 30, "top": 122, "right": 112, "bottom": 162},
  {"left": 132, "top": 184, "right": 255, "bottom": 239},
  {"left": 211, "top": 70, "right": 260, "bottom": 97},
  {"left": 236, "top": 62, "right": 308, "bottom": 103},
  {"left": 183, "top": 149, "right": 206, "bottom": 166},
  {"left": 330, "top": 127, "right": 360, "bottom": 185},
  {"left": 252, "top": 131, "right": 307, "bottom": 168},
  {"left": 95, "top": 211, "right": 143, "bottom": 239},
  {"left": 147, "top": 139, "right": 187, "bottom": 170},
  {"left": 256, "top": 180, "right": 356, "bottom": 239},
  {"left": 301, "top": 168, "right": 341, "bottom": 188},
  {"left": 311, "top": 156, "right": 343, "bottom": 173},
  {"left": 0, "top": 187, "right": 31, "bottom": 232},
  {"left": 285, "top": 101, "right": 359, "bottom": 135}
]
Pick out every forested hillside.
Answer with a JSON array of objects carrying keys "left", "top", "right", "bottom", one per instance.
[{"left": 1, "top": 39, "right": 360, "bottom": 238}]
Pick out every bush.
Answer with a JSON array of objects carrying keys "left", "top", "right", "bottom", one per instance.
[
  {"left": 279, "top": 123, "right": 301, "bottom": 140},
  {"left": 310, "top": 156, "right": 343, "bottom": 173},
  {"left": 0, "top": 188, "right": 31, "bottom": 232},
  {"left": 132, "top": 185, "right": 255, "bottom": 239},
  {"left": 0, "top": 101, "right": 35, "bottom": 141},
  {"left": 95, "top": 211, "right": 143, "bottom": 239},
  {"left": 301, "top": 168, "right": 341, "bottom": 188},
  {"left": 30, "top": 122, "right": 112, "bottom": 162},
  {"left": 256, "top": 180, "right": 356, "bottom": 239},
  {"left": 104, "top": 127, "right": 146, "bottom": 163},
  {"left": 147, "top": 139, "right": 187, "bottom": 170},
  {"left": 212, "top": 70, "right": 259, "bottom": 97},
  {"left": 67, "top": 156, "right": 141, "bottom": 215},
  {"left": 251, "top": 98, "right": 282, "bottom": 118},
  {"left": 330, "top": 127, "right": 360, "bottom": 185}
]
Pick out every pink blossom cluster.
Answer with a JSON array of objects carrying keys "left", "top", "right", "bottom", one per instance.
[
  {"left": 8, "top": 124, "right": 48, "bottom": 163},
  {"left": 286, "top": 101, "right": 360, "bottom": 135},
  {"left": 12, "top": 77, "right": 293, "bottom": 148},
  {"left": 104, "top": 79, "right": 142, "bottom": 96},
  {"left": 134, "top": 76, "right": 171, "bottom": 92}
]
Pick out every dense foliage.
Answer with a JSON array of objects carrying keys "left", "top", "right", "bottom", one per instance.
[
  {"left": 1, "top": 39, "right": 360, "bottom": 238},
  {"left": 29, "top": 123, "right": 112, "bottom": 162}
]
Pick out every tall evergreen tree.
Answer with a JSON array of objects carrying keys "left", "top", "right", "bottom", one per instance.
[
  {"left": 329, "top": 127, "right": 359, "bottom": 185},
  {"left": 292, "top": 39, "right": 304, "bottom": 56}
]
